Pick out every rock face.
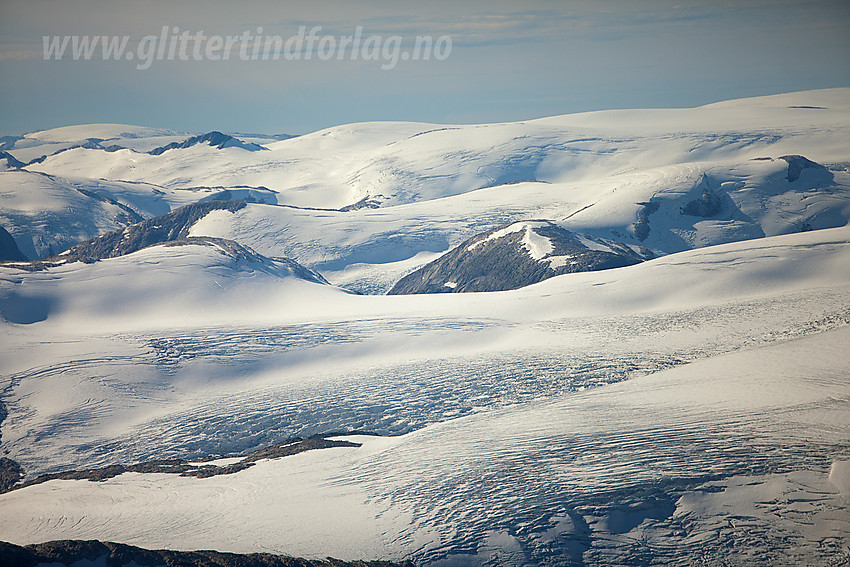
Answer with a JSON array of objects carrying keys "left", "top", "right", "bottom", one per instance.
[
  {"left": 0, "top": 539, "right": 412, "bottom": 567},
  {"left": 0, "top": 151, "right": 25, "bottom": 171},
  {"left": 634, "top": 200, "right": 660, "bottom": 241},
  {"left": 0, "top": 435, "right": 360, "bottom": 494},
  {"left": 681, "top": 188, "right": 722, "bottom": 218},
  {"left": 148, "top": 131, "right": 267, "bottom": 155},
  {"left": 0, "top": 227, "right": 27, "bottom": 261},
  {"left": 388, "top": 220, "right": 649, "bottom": 294},
  {"left": 9, "top": 200, "right": 329, "bottom": 285},
  {"left": 0, "top": 458, "right": 23, "bottom": 492},
  {"left": 780, "top": 154, "right": 826, "bottom": 182},
  {"left": 55, "top": 200, "right": 248, "bottom": 262}
]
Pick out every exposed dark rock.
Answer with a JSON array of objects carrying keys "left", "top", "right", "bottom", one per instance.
[
  {"left": 2, "top": 435, "right": 361, "bottom": 493},
  {"left": 0, "top": 136, "right": 22, "bottom": 151},
  {"left": 780, "top": 155, "right": 826, "bottom": 182},
  {"left": 0, "top": 227, "right": 27, "bottom": 261},
  {"left": 389, "top": 220, "right": 647, "bottom": 294},
  {"left": 0, "top": 458, "right": 23, "bottom": 492},
  {"left": 23, "top": 154, "right": 46, "bottom": 166},
  {"left": 53, "top": 200, "right": 247, "bottom": 263},
  {"left": 197, "top": 187, "right": 279, "bottom": 206},
  {"left": 633, "top": 201, "right": 660, "bottom": 242},
  {"left": 0, "top": 539, "right": 412, "bottom": 567},
  {"left": 149, "top": 132, "right": 267, "bottom": 155},
  {"left": 0, "top": 151, "right": 25, "bottom": 170},
  {"left": 73, "top": 138, "right": 106, "bottom": 150},
  {"left": 241, "top": 435, "right": 360, "bottom": 464},
  {"left": 339, "top": 196, "right": 382, "bottom": 211},
  {"left": 681, "top": 188, "right": 722, "bottom": 218},
  {"left": 4, "top": 202, "right": 329, "bottom": 285}
]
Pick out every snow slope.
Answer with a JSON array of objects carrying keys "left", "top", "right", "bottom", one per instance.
[
  {"left": 0, "top": 170, "right": 240, "bottom": 260},
  {"left": 25, "top": 89, "right": 850, "bottom": 210},
  {"left": 3, "top": 124, "right": 289, "bottom": 167},
  {"left": 185, "top": 154, "right": 850, "bottom": 292},
  {"left": 3, "top": 124, "right": 188, "bottom": 163},
  {"left": 1, "top": 226, "right": 848, "bottom": 470},
  {"left": 1, "top": 91, "right": 849, "bottom": 566},
  {"left": 0, "top": 228, "right": 847, "bottom": 564},
  {"left": 7, "top": 89, "right": 849, "bottom": 291}
]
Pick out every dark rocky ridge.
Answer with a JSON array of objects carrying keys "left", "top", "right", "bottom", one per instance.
[
  {"left": 4, "top": 201, "right": 329, "bottom": 287},
  {"left": 389, "top": 220, "right": 649, "bottom": 294},
  {"left": 54, "top": 200, "right": 248, "bottom": 262},
  {"left": 0, "top": 227, "right": 27, "bottom": 261},
  {"left": 680, "top": 176, "right": 723, "bottom": 218},
  {"left": 633, "top": 200, "right": 660, "bottom": 241},
  {"left": 0, "top": 540, "right": 411, "bottom": 567},
  {"left": 0, "top": 136, "right": 22, "bottom": 151},
  {"left": 0, "top": 458, "right": 23, "bottom": 492},
  {"left": 0, "top": 433, "right": 369, "bottom": 494},
  {"left": 148, "top": 131, "right": 267, "bottom": 155},
  {"left": 780, "top": 154, "right": 827, "bottom": 182},
  {"left": 0, "top": 151, "right": 25, "bottom": 170}
]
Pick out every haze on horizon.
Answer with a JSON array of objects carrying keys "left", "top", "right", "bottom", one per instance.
[{"left": 0, "top": 0, "right": 848, "bottom": 136}]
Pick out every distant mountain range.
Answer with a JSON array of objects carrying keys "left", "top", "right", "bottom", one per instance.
[
  {"left": 1, "top": 89, "right": 849, "bottom": 567},
  {"left": 3, "top": 90, "right": 849, "bottom": 294}
]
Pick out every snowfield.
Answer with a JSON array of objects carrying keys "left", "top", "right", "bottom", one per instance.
[{"left": 1, "top": 89, "right": 849, "bottom": 566}]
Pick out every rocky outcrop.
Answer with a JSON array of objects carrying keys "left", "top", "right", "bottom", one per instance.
[
  {"left": 148, "top": 131, "right": 267, "bottom": 155},
  {"left": 7, "top": 201, "right": 329, "bottom": 285},
  {"left": 634, "top": 201, "right": 660, "bottom": 241},
  {"left": 0, "top": 227, "right": 27, "bottom": 261},
  {"left": 0, "top": 435, "right": 363, "bottom": 494},
  {"left": 54, "top": 200, "right": 248, "bottom": 262},
  {"left": 0, "top": 458, "right": 23, "bottom": 493},
  {"left": 389, "top": 220, "right": 649, "bottom": 294},
  {"left": 780, "top": 155, "right": 826, "bottom": 182},
  {"left": 0, "top": 540, "right": 412, "bottom": 567},
  {"left": 681, "top": 188, "right": 722, "bottom": 218},
  {"left": 0, "top": 151, "right": 25, "bottom": 170}
]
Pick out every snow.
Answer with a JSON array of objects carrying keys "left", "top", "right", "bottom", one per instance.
[
  {"left": 544, "top": 255, "right": 575, "bottom": 269},
  {"left": 25, "top": 89, "right": 850, "bottom": 210},
  {"left": 23, "top": 124, "right": 182, "bottom": 143},
  {"left": 4, "top": 89, "right": 845, "bottom": 292},
  {"left": 467, "top": 221, "right": 554, "bottom": 260},
  {"left": 0, "top": 317, "right": 847, "bottom": 564},
  {"left": 574, "top": 234, "right": 613, "bottom": 253},
  {"left": 0, "top": 170, "right": 245, "bottom": 260},
  {"left": 0, "top": 90, "right": 849, "bottom": 565}
]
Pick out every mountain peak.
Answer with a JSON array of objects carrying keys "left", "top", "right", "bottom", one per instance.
[
  {"left": 389, "top": 220, "right": 650, "bottom": 294},
  {"left": 148, "top": 131, "right": 267, "bottom": 155}
]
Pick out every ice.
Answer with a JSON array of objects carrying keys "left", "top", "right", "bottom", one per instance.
[
  {"left": 1, "top": 89, "right": 849, "bottom": 565},
  {"left": 1, "top": 324, "right": 847, "bottom": 564}
]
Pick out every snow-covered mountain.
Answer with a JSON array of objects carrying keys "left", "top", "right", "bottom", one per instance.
[
  {"left": 1, "top": 124, "right": 287, "bottom": 167},
  {"left": 0, "top": 89, "right": 849, "bottom": 566},
  {"left": 3, "top": 88, "right": 849, "bottom": 291},
  {"left": 388, "top": 220, "right": 650, "bottom": 293}
]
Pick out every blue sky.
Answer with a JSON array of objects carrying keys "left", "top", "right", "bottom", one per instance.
[{"left": 1, "top": 0, "right": 848, "bottom": 136}]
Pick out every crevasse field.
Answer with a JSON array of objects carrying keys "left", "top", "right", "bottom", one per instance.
[{"left": 1, "top": 89, "right": 849, "bottom": 566}]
